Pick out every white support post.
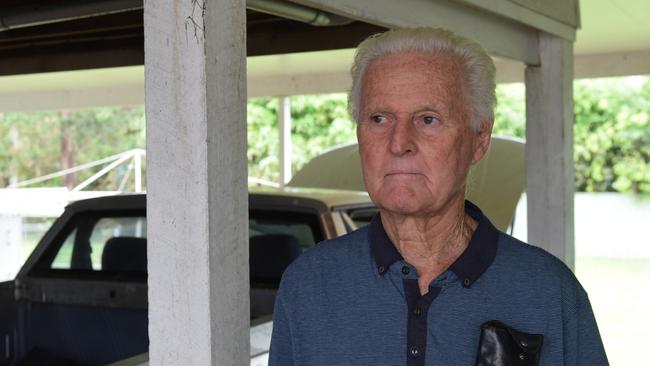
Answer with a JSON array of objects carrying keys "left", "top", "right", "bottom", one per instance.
[
  {"left": 524, "top": 32, "right": 575, "bottom": 268},
  {"left": 278, "top": 97, "right": 292, "bottom": 186},
  {"left": 144, "top": 0, "right": 249, "bottom": 364}
]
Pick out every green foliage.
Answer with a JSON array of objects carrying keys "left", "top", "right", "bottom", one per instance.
[
  {"left": 494, "top": 83, "right": 526, "bottom": 139},
  {"left": 0, "top": 106, "right": 145, "bottom": 189},
  {"left": 247, "top": 94, "right": 356, "bottom": 182},
  {"left": 573, "top": 78, "right": 650, "bottom": 194},
  {"left": 289, "top": 94, "right": 356, "bottom": 172},
  {"left": 247, "top": 99, "right": 280, "bottom": 182},
  {"left": 493, "top": 77, "right": 649, "bottom": 194},
  {"left": 0, "top": 111, "right": 60, "bottom": 184}
]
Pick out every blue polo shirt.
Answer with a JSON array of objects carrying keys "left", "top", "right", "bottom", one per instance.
[{"left": 269, "top": 201, "right": 608, "bottom": 365}]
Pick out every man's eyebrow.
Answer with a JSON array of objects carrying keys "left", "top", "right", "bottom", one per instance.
[
  {"left": 362, "top": 106, "right": 393, "bottom": 114},
  {"left": 411, "top": 105, "right": 440, "bottom": 113},
  {"left": 365, "top": 104, "right": 440, "bottom": 112}
]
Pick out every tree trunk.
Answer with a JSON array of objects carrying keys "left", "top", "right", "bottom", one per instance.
[
  {"left": 9, "top": 124, "right": 19, "bottom": 187},
  {"left": 60, "top": 110, "right": 76, "bottom": 190}
]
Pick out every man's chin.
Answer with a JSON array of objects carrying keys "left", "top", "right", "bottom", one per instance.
[{"left": 376, "top": 197, "right": 427, "bottom": 216}]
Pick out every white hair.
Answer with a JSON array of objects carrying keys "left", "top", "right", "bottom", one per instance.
[{"left": 348, "top": 27, "right": 496, "bottom": 130}]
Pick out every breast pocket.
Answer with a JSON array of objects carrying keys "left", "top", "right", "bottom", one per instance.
[{"left": 475, "top": 320, "right": 543, "bottom": 366}]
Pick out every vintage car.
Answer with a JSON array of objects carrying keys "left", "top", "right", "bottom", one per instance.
[{"left": 0, "top": 187, "right": 375, "bottom": 366}]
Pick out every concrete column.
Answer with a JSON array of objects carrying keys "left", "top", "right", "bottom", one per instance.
[
  {"left": 525, "top": 32, "right": 575, "bottom": 268},
  {"left": 278, "top": 97, "right": 292, "bottom": 186},
  {"left": 144, "top": 0, "right": 249, "bottom": 364}
]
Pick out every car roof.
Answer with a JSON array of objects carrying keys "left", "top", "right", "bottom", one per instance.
[
  {"left": 249, "top": 186, "right": 371, "bottom": 208},
  {"left": 64, "top": 187, "right": 372, "bottom": 213},
  {"left": 65, "top": 193, "right": 145, "bottom": 212}
]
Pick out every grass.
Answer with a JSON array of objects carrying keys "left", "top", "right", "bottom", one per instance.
[{"left": 575, "top": 257, "right": 650, "bottom": 366}]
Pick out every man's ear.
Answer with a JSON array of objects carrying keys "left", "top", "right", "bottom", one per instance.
[{"left": 471, "top": 120, "right": 493, "bottom": 165}]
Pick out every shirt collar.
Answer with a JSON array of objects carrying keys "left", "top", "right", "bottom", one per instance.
[{"left": 368, "top": 200, "right": 499, "bottom": 288}]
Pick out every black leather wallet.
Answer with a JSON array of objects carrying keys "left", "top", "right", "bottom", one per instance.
[{"left": 475, "top": 320, "right": 544, "bottom": 366}]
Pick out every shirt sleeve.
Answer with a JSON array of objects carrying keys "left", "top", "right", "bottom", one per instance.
[
  {"left": 560, "top": 284, "right": 608, "bottom": 366},
  {"left": 268, "top": 281, "right": 295, "bottom": 366},
  {"left": 574, "top": 294, "right": 609, "bottom": 366}
]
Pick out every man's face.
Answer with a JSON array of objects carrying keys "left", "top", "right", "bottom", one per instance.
[{"left": 357, "top": 52, "right": 490, "bottom": 217}]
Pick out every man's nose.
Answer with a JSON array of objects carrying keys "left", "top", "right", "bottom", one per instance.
[{"left": 388, "top": 119, "right": 417, "bottom": 156}]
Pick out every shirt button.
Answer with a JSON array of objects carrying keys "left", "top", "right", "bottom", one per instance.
[
  {"left": 463, "top": 278, "right": 471, "bottom": 287},
  {"left": 378, "top": 266, "right": 386, "bottom": 274},
  {"left": 401, "top": 266, "right": 410, "bottom": 275},
  {"left": 412, "top": 307, "right": 422, "bottom": 317},
  {"left": 409, "top": 345, "right": 420, "bottom": 358}
]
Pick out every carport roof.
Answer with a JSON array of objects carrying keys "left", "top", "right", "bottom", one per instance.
[{"left": 0, "top": 0, "right": 648, "bottom": 112}]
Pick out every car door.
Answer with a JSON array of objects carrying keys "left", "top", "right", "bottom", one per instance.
[
  {"left": 15, "top": 209, "right": 148, "bottom": 366},
  {"left": 0, "top": 281, "right": 17, "bottom": 366}
]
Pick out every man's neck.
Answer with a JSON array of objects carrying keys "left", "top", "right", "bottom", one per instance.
[{"left": 380, "top": 197, "right": 477, "bottom": 294}]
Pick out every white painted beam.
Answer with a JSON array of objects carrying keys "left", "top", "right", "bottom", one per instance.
[
  {"left": 290, "top": 0, "right": 539, "bottom": 63},
  {"left": 2, "top": 48, "right": 648, "bottom": 112},
  {"left": 248, "top": 71, "right": 351, "bottom": 98},
  {"left": 0, "top": 85, "right": 144, "bottom": 112},
  {"left": 458, "top": 0, "right": 578, "bottom": 40},
  {"left": 574, "top": 50, "right": 650, "bottom": 79},
  {"left": 496, "top": 49, "right": 650, "bottom": 84},
  {"left": 249, "top": 48, "right": 650, "bottom": 96},
  {"left": 278, "top": 97, "right": 292, "bottom": 186},
  {"left": 494, "top": 58, "right": 526, "bottom": 84},
  {"left": 525, "top": 32, "right": 575, "bottom": 267},
  {"left": 144, "top": 0, "right": 249, "bottom": 364}
]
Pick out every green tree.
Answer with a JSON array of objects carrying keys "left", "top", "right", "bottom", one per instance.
[
  {"left": 573, "top": 78, "right": 649, "bottom": 194},
  {"left": 492, "top": 77, "right": 649, "bottom": 195},
  {"left": 0, "top": 106, "right": 145, "bottom": 189},
  {"left": 248, "top": 98, "right": 280, "bottom": 182},
  {"left": 494, "top": 83, "right": 525, "bottom": 139},
  {"left": 247, "top": 94, "right": 356, "bottom": 182},
  {"left": 290, "top": 94, "right": 356, "bottom": 173}
]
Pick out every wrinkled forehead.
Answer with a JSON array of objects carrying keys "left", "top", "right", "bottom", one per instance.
[
  {"left": 360, "top": 52, "right": 468, "bottom": 114},
  {"left": 367, "top": 51, "right": 462, "bottom": 72}
]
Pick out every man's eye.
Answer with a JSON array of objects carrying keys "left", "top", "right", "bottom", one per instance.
[
  {"left": 422, "top": 115, "right": 438, "bottom": 125},
  {"left": 371, "top": 115, "right": 387, "bottom": 124}
]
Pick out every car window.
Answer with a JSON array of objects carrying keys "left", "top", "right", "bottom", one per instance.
[
  {"left": 345, "top": 207, "right": 378, "bottom": 228},
  {"left": 88, "top": 217, "right": 146, "bottom": 269},
  {"left": 51, "top": 228, "right": 77, "bottom": 269},
  {"left": 49, "top": 216, "right": 146, "bottom": 271},
  {"left": 249, "top": 209, "right": 323, "bottom": 252},
  {"left": 248, "top": 209, "right": 323, "bottom": 320},
  {"left": 36, "top": 208, "right": 321, "bottom": 278}
]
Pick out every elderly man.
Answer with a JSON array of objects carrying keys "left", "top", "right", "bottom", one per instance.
[{"left": 269, "top": 28, "right": 607, "bottom": 365}]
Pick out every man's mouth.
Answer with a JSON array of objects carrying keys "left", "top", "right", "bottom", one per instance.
[{"left": 384, "top": 171, "right": 421, "bottom": 177}]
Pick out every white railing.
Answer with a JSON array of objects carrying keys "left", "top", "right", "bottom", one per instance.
[{"left": 8, "top": 149, "right": 146, "bottom": 193}]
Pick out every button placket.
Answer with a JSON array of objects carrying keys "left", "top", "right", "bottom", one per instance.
[{"left": 404, "top": 281, "right": 440, "bottom": 366}]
